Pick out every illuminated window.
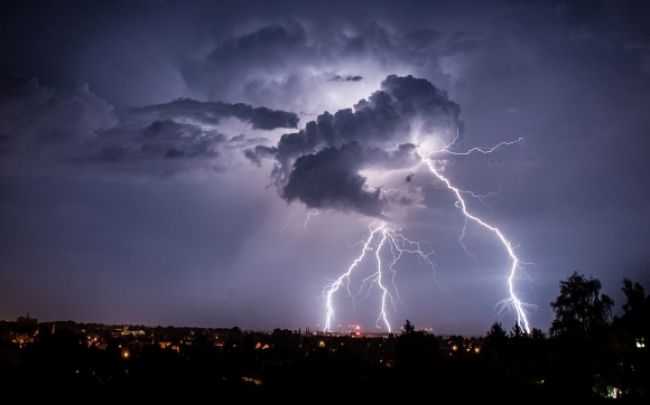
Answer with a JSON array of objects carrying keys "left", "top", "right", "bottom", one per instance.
[{"left": 635, "top": 337, "right": 645, "bottom": 349}]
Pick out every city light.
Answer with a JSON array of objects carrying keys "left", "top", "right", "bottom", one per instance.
[{"left": 636, "top": 337, "right": 645, "bottom": 349}]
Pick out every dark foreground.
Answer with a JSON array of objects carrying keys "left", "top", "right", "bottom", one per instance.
[
  {"left": 1, "top": 273, "right": 648, "bottom": 401},
  {"left": 0, "top": 320, "right": 647, "bottom": 401}
]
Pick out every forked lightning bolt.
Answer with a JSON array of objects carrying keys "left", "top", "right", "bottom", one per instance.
[
  {"left": 440, "top": 137, "right": 524, "bottom": 156},
  {"left": 323, "top": 223, "right": 435, "bottom": 333},
  {"left": 421, "top": 135, "right": 532, "bottom": 333},
  {"left": 323, "top": 222, "right": 385, "bottom": 332},
  {"left": 374, "top": 231, "right": 391, "bottom": 331},
  {"left": 322, "top": 133, "right": 532, "bottom": 334}
]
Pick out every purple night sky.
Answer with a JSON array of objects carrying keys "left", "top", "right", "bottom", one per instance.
[{"left": 1, "top": 0, "right": 649, "bottom": 335}]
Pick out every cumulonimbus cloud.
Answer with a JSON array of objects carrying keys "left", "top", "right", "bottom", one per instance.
[
  {"left": 181, "top": 22, "right": 480, "bottom": 115},
  {"left": 246, "top": 74, "right": 463, "bottom": 216}
]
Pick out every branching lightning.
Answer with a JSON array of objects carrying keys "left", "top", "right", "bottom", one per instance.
[
  {"left": 323, "top": 222, "right": 384, "bottom": 332},
  {"left": 420, "top": 135, "right": 532, "bottom": 334},
  {"left": 323, "top": 223, "right": 435, "bottom": 333},
  {"left": 439, "top": 137, "right": 524, "bottom": 156},
  {"left": 321, "top": 132, "right": 532, "bottom": 334}
]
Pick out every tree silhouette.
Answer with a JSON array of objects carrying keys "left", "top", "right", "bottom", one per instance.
[
  {"left": 529, "top": 328, "right": 545, "bottom": 340},
  {"left": 548, "top": 273, "right": 616, "bottom": 398},
  {"left": 550, "top": 272, "right": 614, "bottom": 339},
  {"left": 622, "top": 279, "right": 646, "bottom": 314},
  {"left": 485, "top": 322, "right": 508, "bottom": 350},
  {"left": 402, "top": 319, "right": 415, "bottom": 336},
  {"left": 619, "top": 278, "right": 649, "bottom": 341},
  {"left": 617, "top": 279, "right": 650, "bottom": 399},
  {"left": 510, "top": 324, "right": 525, "bottom": 339}
]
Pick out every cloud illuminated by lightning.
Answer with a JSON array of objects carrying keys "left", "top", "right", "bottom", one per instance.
[{"left": 322, "top": 132, "right": 532, "bottom": 334}]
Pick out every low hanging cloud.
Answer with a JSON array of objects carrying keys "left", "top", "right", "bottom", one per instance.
[
  {"left": 283, "top": 143, "right": 382, "bottom": 214},
  {"left": 79, "top": 119, "right": 229, "bottom": 175},
  {"left": 246, "top": 74, "right": 463, "bottom": 216},
  {"left": 328, "top": 74, "right": 364, "bottom": 82},
  {"left": 131, "top": 98, "right": 299, "bottom": 130},
  {"left": 0, "top": 76, "right": 298, "bottom": 176}
]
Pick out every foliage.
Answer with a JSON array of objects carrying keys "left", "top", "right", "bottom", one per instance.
[{"left": 550, "top": 272, "right": 614, "bottom": 338}]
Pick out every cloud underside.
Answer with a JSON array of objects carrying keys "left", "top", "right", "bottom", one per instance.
[
  {"left": 0, "top": 70, "right": 462, "bottom": 216},
  {"left": 0, "top": 77, "right": 299, "bottom": 175},
  {"left": 247, "top": 74, "right": 463, "bottom": 216}
]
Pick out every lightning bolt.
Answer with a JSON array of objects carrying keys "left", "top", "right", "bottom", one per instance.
[
  {"left": 321, "top": 131, "right": 532, "bottom": 334},
  {"left": 303, "top": 209, "right": 320, "bottom": 231},
  {"left": 323, "top": 223, "right": 435, "bottom": 333},
  {"left": 439, "top": 137, "right": 524, "bottom": 156},
  {"left": 323, "top": 222, "right": 385, "bottom": 332},
  {"left": 420, "top": 135, "right": 532, "bottom": 334},
  {"left": 374, "top": 230, "right": 391, "bottom": 332},
  {"left": 456, "top": 187, "right": 502, "bottom": 261}
]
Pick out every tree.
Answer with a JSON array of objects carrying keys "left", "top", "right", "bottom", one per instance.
[
  {"left": 484, "top": 322, "right": 508, "bottom": 349},
  {"left": 529, "top": 328, "right": 545, "bottom": 340},
  {"left": 402, "top": 319, "right": 415, "bottom": 336},
  {"left": 550, "top": 272, "right": 614, "bottom": 338},
  {"left": 510, "top": 324, "right": 525, "bottom": 339},
  {"left": 620, "top": 278, "right": 649, "bottom": 338},
  {"left": 622, "top": 279, "right": 646, "bottom": 314}
]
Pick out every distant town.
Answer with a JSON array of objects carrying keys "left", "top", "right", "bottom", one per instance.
[
  {"left": 1, "top": 270, "right": 648, "bottom": 400},
  {"left": 2, "top": 272, "right": 649, "bottom": 401},
  {"left": 1, "top": 313, "right": 484, "bottom": 369}
]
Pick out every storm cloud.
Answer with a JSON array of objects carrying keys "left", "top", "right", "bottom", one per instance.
[
  {"left": 132, "top": 98, "right": 299, "bottom": 130},
  {"left": 283, "top": 143, "right": 382, "bottom": 215},
  {"left": 248, "top": 74, "right": 462, "bottom": 216},
  {"left": 182, "top": 21, "right": 479, "bottom": 115},
  {"left": 0, "top": 77, "right": 298, "bottom": 176}
]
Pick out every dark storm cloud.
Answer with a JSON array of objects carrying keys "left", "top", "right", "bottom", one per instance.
[
  {"left": 182, "top": 22, "right": 313, "bottom": 105},
  {"left": 244, "top": 145, "right": 278, "bottom": 167},
  {"left": 0, "top": 77, "right": 297, "bottom": 175},
  {"left": 181, "top": 21, "right": 480, "bottom": 112},
  {"left": 283, "top": 143, "right": 383, "bottom": 215},
  {"left": 0, "top": 77, "right": 116, "bottom": 158},
  {"left": 328, "top": 75, "right": 364, "bottom": 82},
  {"left": 248, "top": 74, "right": 462, "bottom": 215},
  {"left": 271, "top": 75, "right": 461, "bottom": 167},
  {"left": 132, "top": 99, "right": 299, "bottom": 130},
  {"left": 280, "top": 142, "right": 420, "bottom": 216},
  {"left": 81, "top": 120, "right": 227, "bottom": 176}
]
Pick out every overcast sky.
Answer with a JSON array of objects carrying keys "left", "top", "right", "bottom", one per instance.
[{"left": 1, "top": 0, "right": 649, "bottom": 335}]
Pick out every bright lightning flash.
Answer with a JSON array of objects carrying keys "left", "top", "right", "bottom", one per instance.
[
  {"left": 323, "top": 223, "right": 435, "bottom": 333},
  {"left": 420, "top": 135, "right": 532, "bottom": 334},
  {"left": 322, "top": 133, "right": 532, "bottom": 334}
]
